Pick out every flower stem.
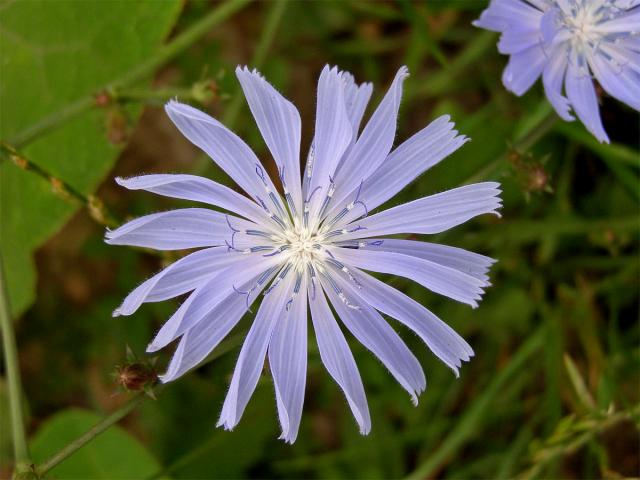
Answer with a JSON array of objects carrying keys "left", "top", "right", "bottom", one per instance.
[
  {"left": 7, "top": 0, "right": 251, "bottom": 149},
  {"left": 35, "top": 392, "right": 147, "bottom": 477},
  {"left": 0, "top": 142, "right": 119, "bottom": 228},
  {"left": 0, "top": 252, "right": 31, "bottom": 474},
  {"left": 33, "top": 330, "right": 246, "bottom": 476},
  {"left": 222, "top": 0, "right": 289, "bottom": 128},
  {"left": 194, "top": 0, "right": 288, "bottom": 176}
]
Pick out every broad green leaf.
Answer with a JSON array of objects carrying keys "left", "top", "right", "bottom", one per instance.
[
  {"left": 30, "top": 408, "right": 162, "bottom": 479},
  {"left": 0, "top": 0, "right": 182, "bottom": 316}
]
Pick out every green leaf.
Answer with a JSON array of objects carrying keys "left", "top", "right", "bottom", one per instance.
[
  {"left": 0, "top": 0, "right": 182, "bottom": 316},
  {"left": 30, "top": 408, "right": 162, "bottom": 479}
]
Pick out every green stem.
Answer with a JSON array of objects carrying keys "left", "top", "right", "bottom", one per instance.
[
  {"left": 520, "top": 404, "right": 640, "bottom": 480},
  {"left": 0, "top": 252, "right": 31, "bottom": 472},
  {"left": 34, "top": 327, "right": 245, "bottom": 476},
  {"left": 36, "top": 392, "right": 147, "bottom": 477},
  {"left": 0, "top": 142, "right": 119, "bottom": 228},
  {"left": 194, "top": 0, "right": 288, "bottom": 176},
  {"left": 7, "top": 0, "right": 251, "bottom": 149},
  {"left": 222, "top": 0, "right": 288, "bottom": 128},
  {"left": 110, "top": 85, "right": 212, "bottom": 106}
]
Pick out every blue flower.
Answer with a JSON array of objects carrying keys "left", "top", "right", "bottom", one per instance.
[
  {"left": 474, "top": 0, "right": 640, "bottom": 143},
  {"left": 106, "top": 66, "right": 501, "bottom": 442}
]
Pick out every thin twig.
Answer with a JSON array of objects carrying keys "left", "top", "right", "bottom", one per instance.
[
  {"left": 7, "top": 0, "right": 251, "bottom": 149},
  {"left": 0, "top": 252, "right": 32, "bottom": 475},
  {"left": 194, "top": 0, "right": 288, "bottom": 175},
  {"left": 0, "top": 142, "right": 118, "bottom": 228},
  {"left": 35, "top": 392, "right": 147, "bottom": 476}
]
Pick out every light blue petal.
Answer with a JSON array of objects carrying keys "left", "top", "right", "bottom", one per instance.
[
  {"left": 235, "top": 66, "right": 303, "bottom": 211},
  {"left": 498, "top": 27, "right": 543, "bottom": 54},
  {"left": 335, "top": 182, "right": 502, "bottom": 240},
  {"left": 114, "top": 246, "right": 235, "bottom": 316},
  {"left": 348, "top": 268, "right": 474, "bottom": 376},
  {"left": 309, "top": 283, "right": 370, "bottom": 435},
  {"left": 148, "top": 256, "right": 282, "bottom": 352},
  {"left": 322, "top": 273, "right": 425, "bottom": 404},
  {"left": 342, "top": 72, "right": 373, "bottom": 141},
  {"left": 116, "top": 174, "right": 271, "bottom": 227},
  {"left": 217, "top": 274, "right": 295, "bottom": 431},
  {"left": 158, "top": 267, "right": 277, "bottom": 382},
  {"left": 358, "top": 239, "right": 496, "bottom": 283},
  {"left": 330, "top": 247, "right": 489, "bottom": 308},
  {"left": 327, "top": 67, "right": 408, "bottom": 220},
  {"left": 598, "top": 7, "right": 640, "bottom": 33},
  {"left": 305, "top": 65, "right": 353, "bottom": 218},
  {"left": 165, "top": 101, "right": 284, "bottom": 211},
  {"left": 269, "top": 276, "right": 308, "bottom": 443},
  {"left": 502, "top": 44, "right": 546, "bottom": 96},
  {"left": 565, "top": 54, "right": 610, "bottom": 143},
  {"left": 590, "top": 46, "right": 640, "bottom": 111},
  {"left": 473, "top": 0, "right": 544, "bottom": 32},
  {"left": 332, "top": 115, "right": 467, "bottom": 226},
  {"left": 105, "top": 208, "right": 252, "bottom": 250},
  {"left": 543, "top": 45, "right": 574, "bottom": 121}
]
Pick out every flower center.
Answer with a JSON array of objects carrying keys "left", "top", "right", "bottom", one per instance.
[
  {"left": 554, "top": 1, "right": 613, "bottom": 52},
  {"left": 282, "top": 225, "right": 323, "bottom": 268}
]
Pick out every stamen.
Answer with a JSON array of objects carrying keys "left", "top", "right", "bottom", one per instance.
[
  {"left": 233, "top": 265, "right": 280, "bottom": 312},
  {"left": 324, "top": 225, "right": 367, "bottom": 239},
  {"left": 279, "top": 165, "right": 299, "bottom": 220},
  {"left": 256, "top": 164, "right": 289, "bottom": 226},
  {"left": 225, "top": 239, "right": 239, "bottom": 253},
  {"left": 316, "top": 175, "right": 336, "bottom": 221},
  {"left": 263, "top": 245, "right": 291, "bottom": 257},
  {"left": 324, "top": 181, "right": 368, "bottom": 229},
  {"left": 307, "top": 263, "right": 317, "bottom": 300},
  {"left": 325, "top": 258, "right": 362, "bottom": 288},
  {"left": 255, "top": 164, "right": 268, "bottom": 186},
  {"left": 245, "top": 229, "right": 278, "bottom": 240},
  {"left": 285, "top": 272, "right": 303, "bottom": 311},
  {"left": 264, "top": 263, "right": 293, "bottom": 295},
  {"left": 249, "top": 246, "right": 274, "bottom": 253},
  {"left": 226, "top": 215, "right": 240, "bottom": 248},
  {"left": 303, "top": 186, "right": 321, "bottom": 228},
  {"left": 352, "top": 180, "right": 369, "bottom": 219},
  {"left": 321, "top": 272, "right": 360, "bottom": 310}
]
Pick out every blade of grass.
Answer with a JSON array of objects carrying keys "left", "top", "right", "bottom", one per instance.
[
  {"left": 0, "top": 252, "right": 32, "bottom": 476},
  {"left": 404, "top": 326, "right": 546, "bottom": 480}
]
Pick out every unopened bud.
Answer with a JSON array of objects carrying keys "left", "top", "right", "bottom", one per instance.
[{"left": 115, "top": 363, "right": 157, "bottom": 392}]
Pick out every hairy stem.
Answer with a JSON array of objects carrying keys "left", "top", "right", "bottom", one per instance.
[
  {"left": 7, "top": 0, "right": 251, "bottom": 148},
  {"left": 33, "top": 330, "right": 246, "bottom": 476},
  {"left": 0, "top": 143, "right": 119, "bottom": 228},
  {"left": 0, "top": 252, "right": 31, "bottom": 473},
  {"left": 36, "top": 392, "right": 147, "bottom": 477}
]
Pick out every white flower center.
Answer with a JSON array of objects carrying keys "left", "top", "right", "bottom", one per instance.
[
  {"left": 563, "top": 4, "right": 603, "bottom": 47},
  {"left": 282, "top": 225, "right": 324, "bottom": 269}
]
